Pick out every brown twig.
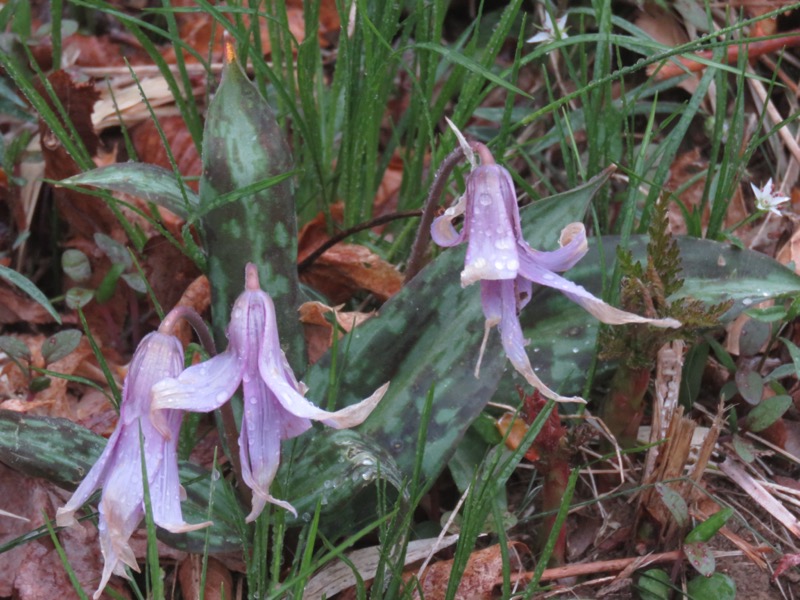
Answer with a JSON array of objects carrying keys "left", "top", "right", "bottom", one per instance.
[
  {"left": 650, "top": 32, "right": 800, "bottom": 81},
  {"left": 297, "top": 210, "right": 422, "bottom": 273}
]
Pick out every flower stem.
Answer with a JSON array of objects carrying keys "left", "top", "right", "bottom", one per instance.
[
  {"left": 600, "top": 365, "right": 652, "bottom": 449},
  {"left": 159, "top": 306, "right": 216, "bottom": 356}
]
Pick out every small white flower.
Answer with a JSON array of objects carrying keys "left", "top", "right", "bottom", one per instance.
[
  {"left": 751, "top": 178, "right": 790, "bottom": 216},
  {"left": 527, "top": 12, "right": 568, "bottom": 44}
]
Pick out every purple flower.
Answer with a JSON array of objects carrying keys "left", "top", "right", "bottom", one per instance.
[
  {"left": 432, "top": 159, "right": 680, "bottom": 402},
  {"left": 151, "top": 263, "right": 388, "bottom": 522},
  {"left": 56, "top": 331, "right": 210, "bottom": 599}
]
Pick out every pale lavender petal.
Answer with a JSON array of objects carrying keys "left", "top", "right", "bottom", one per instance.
[
  {"left": 519, "top": 257, "right": 680, "bottom": 328},
  {"left": 239, "top": 379, "right": 296, "bottom": 521},
  {"left": 120, "top": 332, "right": 185, "bottom": 423},
  {"left": 150, "top": 436, "right": 211, "bottom": 533},
  {"left": 519, "top": 222, "right": 588, "bottom": 273},
  {"left": 150, "top": 351, "right": 243, "bottom": 415},
  {"left": 431, "top": 195, "right": 467, "bottom": 247},
  {"left": 462, "top": 165, "right": 520, "bottom": 286},
  {"left": 93, "top": 427, "right": 146, "bottom": 598},
  {"left": 495, "top": 280, "right": 585, "bottom": 403},
  {"left": 56, "top": 424, "right": 123, "bottom": 528}
]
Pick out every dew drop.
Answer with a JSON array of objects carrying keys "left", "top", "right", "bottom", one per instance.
[
  {"left": 506, "top": 259, "right": 518, "bottom": 270},
  {"left": 543, "top": 273, "right": 555, "bottom": 281},
  {"left": 479, "top": 193, "right": 492, "bottom": 206},
  {"left": 742, "top": 298, "right": 753, "bottom": 306}
]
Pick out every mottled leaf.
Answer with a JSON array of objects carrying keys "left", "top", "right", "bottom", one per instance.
[
  {"left": 200, "top": 49, "right": 303, "bottom": 368},
  {"left": 684, "top": 540, "right": 715, "bottom": 577}
]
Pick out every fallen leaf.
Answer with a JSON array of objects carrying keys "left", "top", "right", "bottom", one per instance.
[
  {"left": 411, "top": 543, "right": 527, "bottom": 600},
  {"left": 178, "top": 556, "right": 233, "bottom": 600},
  {"left": 0, "top": 463, "right": 127, "bottom": 599},
  {"left": 130, "top": 116, "right": 202, "bottom": 191},
  {"left": 299, "top": 301, "right": 374, "bottom": 364},
  {"left": 298, "top": 204, "right": 403, "bottom": 302}
]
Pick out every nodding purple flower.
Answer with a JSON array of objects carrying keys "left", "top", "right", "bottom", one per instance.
[
  {"left": 151, "top": 263, "right": 388, "bottom": 522},
  {"left": 432, "top": 146, "right": 679, "bottom": 402},
  {"left": 56, "top": 329, "right": 211, "bottom": 600}
]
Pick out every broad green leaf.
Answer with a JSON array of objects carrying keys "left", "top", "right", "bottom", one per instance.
[
  {"left": 686, "top": 572, "right": 736, "bottom": 600},
  {"left": 636, "top": 568, "right": 672, "bottom": 600},
  {"left": 0, "top": 264, "right": 61, "bottom": 324},
  {"left": 41, "top": 330, "right": 82, "bottom": 365},
  {"left": 685, "top": 507, "right": 733, "bottom": 543},
  {"left": 0, "top": 410, "right": 240, "bottom": 552},
  {"left": 683, "top": 540, "right": 715, "bottom": 577},
  {"left": 305, "top": 168, "right": 613, "bottom": 483},
  {"left": 59, "top": 163, "right": 199, "bottom": 220},
  {"left": 200, "top": 50, "right": 303, "bottom": 368},
  {"left": 744, "top": 395, "right": 792, "bottom": 433}
]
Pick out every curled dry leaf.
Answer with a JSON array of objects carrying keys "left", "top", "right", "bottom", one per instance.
[
  {"left": 299, "top": 301, "right": 375, "bottom": 364},
  {"left": 298, "top": 204, "right": 403, "bottom": 303},
  {"left": 410, "top": 543, "right": 528, "bottom": 600}
]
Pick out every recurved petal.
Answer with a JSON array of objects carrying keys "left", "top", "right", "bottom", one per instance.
[
  {"left": 520, "top": 222, "right": 588, "bottom": 273},
  {"left": 494, "top": 279, "right": 585, "bottom": 403},
  {"left": 263, "top": 358, "right": 389, "bottom": 428},
  {"left": 431, "top": 195, "right": 468, "bottom": 247},
  {"left": 520, "top": 258, "right": 680, "bottom": 328},
  {"left": 151, "top": 350, "right": 243, "bottom": 414}
]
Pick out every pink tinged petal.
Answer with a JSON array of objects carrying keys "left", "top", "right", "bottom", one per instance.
[
  {"left": 431, "top": 195, "right": 468, "bottom": 247},
  {"left": 494, "top": 280, "right": 585, "bottom": 403},
  {"left": 520, "top": 222, "right": 589, "bottom": 273},
  {"left": 519, "top": 256, "right": 681, "bottom": 328},
  {"left": 462, "top": 165, "right": 520, "bottom": 286}
]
